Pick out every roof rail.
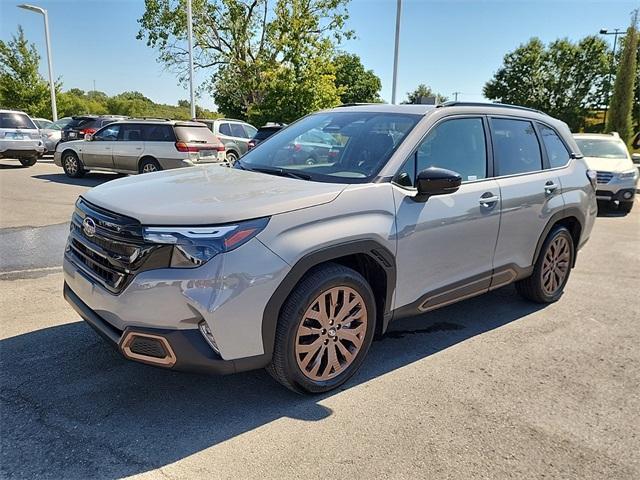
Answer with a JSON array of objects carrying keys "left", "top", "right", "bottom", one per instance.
[
  {"left": 127, "top": 117, "right": 172, "bottom": 121},
  {"left": 335, "top": 103, "right": 378, "bottom": 107},
  {"left": 437, "top": 101, "right": 546, "bottom": 115}
]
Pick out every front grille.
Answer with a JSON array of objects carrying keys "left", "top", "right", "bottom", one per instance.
[
  {"left": 596, "top": 171, "right": 614, "bottom": 184},
  {"left": 65, "top": 199, "right": 170, "bottom": 294}
]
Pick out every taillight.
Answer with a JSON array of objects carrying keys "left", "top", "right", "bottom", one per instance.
[
  {"left": 176, "top": 141, "right": 225, "bottom": 152},
  {"left": 175, "top": 141, "right": 198, "bottom": 152},
  {"left": 79, "top": 128, "right": 97, "bottom": 135},
  {"left": 586, "top": 169, "right": 597, "bottom": 189}
]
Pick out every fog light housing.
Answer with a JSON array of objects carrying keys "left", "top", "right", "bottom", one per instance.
[
  {"left": 622, "top": 191, "right": 633, "bottom": 200},
  {"left": 198, "top": 321, "right": 220, "bottom": 355}
]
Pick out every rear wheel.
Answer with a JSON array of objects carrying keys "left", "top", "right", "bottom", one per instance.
[
  {"left": 516, "top": 226, "right": 574, "bottom": 303},
  {"left": 19, "top": 157, "right": 37, "bottom": 167},
  {"left": 267, "top": 263, "right": 376, "bottom": 394},
  {"left": 62, "top": 151, "right": 85, "bottom": 178},
  {"left": 226, "top": 151, "right": 238, "bottom": 165},
  {"left": 139, "top": 158, "right": 161, "bottom": 174}
]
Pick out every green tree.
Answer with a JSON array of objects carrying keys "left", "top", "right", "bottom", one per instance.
[
  {"left": 484, "top": 36, "right": 610, "bottom": 131},
  {"left": 402, "top": 84, "right": 447, "bottom": 104},
  {"left": 606, "top": 10, "right": 639, "bottom": 142},
  {"left": 0, "top": 26, "right": 55, "bottom": 117},
  {"left": 137, "top": 0, "right": 352, "bottom": 122},
  {"left": 333, "top": 53, "right": 382, "bottom": 104}
]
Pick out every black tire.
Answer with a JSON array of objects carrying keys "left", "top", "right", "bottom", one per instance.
[
  {"left": 619, "top": 201, "right": 634, "bottom": 214},
  {"left": 19, "top": 157, "right": 37, "bottom": 167},
  {"left": 267, "top": 263, "right": 376, "bottom": 394},
  {"left": 516, "top": 226, "right": 575, "bottom": 304},
  {"left": 226, "top": 151, "right": 238, "bottom": 165},
  {"left": 61, "top": 151, "right": 85, "bottom": 178},
  {"left": 139, "top": 157, "right": 162, "bottom": 174}
]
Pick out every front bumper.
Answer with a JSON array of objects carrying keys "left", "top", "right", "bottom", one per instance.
[
  {"left": 64, "top": 283, "right": 269, "bottom": 374},
  {"left": 595, "top": 176, "right": 638, "bottom": 201}
]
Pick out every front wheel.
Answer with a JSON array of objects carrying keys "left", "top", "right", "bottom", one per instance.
[
  {"left": 267, "top": 263, "right": 376, "bottom": 394},
  {"left": 19, "top": 157, "right": 37, "bottom": 167},
  {"left": 516, "top": 226, "right": 575, "bottom": 303}
]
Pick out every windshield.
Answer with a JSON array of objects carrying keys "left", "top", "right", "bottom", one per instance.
[
  {"left": 575, "top": 138, "right": 628, "bottom": 159},
  {"left": 237, "top": 112, "right": 421, "bottom": 183}
]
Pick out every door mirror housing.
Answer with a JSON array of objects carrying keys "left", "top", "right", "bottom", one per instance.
[
  {"left": 84, "top": 133, "right": 93, "bottom": 141},
  {"left": 631, "top": 153, "right": 640, "bottom": 165},
  {"left": 415, "top": 167, "right": 462, "bottom": 200}
]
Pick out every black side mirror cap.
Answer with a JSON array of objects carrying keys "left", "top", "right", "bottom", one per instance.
[{"left": 415, "top": 167, "right": 462, "bottom": 201}]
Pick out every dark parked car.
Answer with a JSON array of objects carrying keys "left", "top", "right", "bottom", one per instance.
[
  {"left": 247, "top": 124, "right": 285, "bottom": 150},
  {"left": 61, "top": 115, "right": 127, "bottom": 142}
]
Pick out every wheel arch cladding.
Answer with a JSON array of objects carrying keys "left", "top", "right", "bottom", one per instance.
[
  {"left": 261, "top": 240, "right": 396, "bottom": 358},
  {"left": 533, "top": 208, "right": 584, "bottom": 268}
]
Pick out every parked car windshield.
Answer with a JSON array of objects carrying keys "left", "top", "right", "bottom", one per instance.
[
  {"left": 0, "top": 112, "right": 37, "bottom": 129},
  {"left": 237, "top": 112, "right": 421, "bottom": 183},
  {"left": 574, "top": 138, "right": 628, "bottom": 159}
]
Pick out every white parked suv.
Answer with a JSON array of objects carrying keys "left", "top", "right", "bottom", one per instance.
[
  {"left": 573, "top": 132, "right": 638, "bottom": 213},
  {"left": 63, "top": 103, "right": 597, "bottom": 393},
  {"left": 54, "top": 119, "right": 226, "bottom": 177},
  {"left": 0, "top": 109, "right": 45, "bottom": 166}
]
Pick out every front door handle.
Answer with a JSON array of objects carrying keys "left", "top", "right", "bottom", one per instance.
[
  {"left": 479, "top": 194, "right": 500, "bottom": 207},
  {"left": 544, "top": 181, "right": 559, "bottom": 195}
]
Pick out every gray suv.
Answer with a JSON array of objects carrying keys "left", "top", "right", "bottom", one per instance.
[
  {"left": 62, "top": 103, "right": 597, "bottom": 393},
  {"left": 197, "top": 118, "right": 257, "bottom": 164}
]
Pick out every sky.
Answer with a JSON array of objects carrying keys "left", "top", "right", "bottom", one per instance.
[{"left": 1, "top": 0, "right": 638, "bottom": 111}]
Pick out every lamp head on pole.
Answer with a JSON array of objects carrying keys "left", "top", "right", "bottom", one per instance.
[
  {"left": 18, "top": 4, "right": 46, "bottom": 15},
  {"left": 599, "top": 28, "right": 608, "bottom": 34}
]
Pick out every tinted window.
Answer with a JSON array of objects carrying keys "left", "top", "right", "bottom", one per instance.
[
  {"left": 230, "top": 123, "right": 247, "bottom": 138},
  {"left": 144, "top": 124, "right": 176, "bottom": 142},
  {"left": 491, "top": 118, "right": 542, "bottom": 176},
  {"left": 175, "top": 125, "right": 219, "bottom": 143},
  {"left": 254, "top": 128, "right": 281, "bottom": 140},
  {"left": 65, "top": 117, "right": 95, "bottom": 129},
  {"left": 574, "top": 138, "right": 628, "bottom": 159},
  {"left": 119, "top": 124, "right": 144, "bottom": 141},
  {"left": 539, "top": 124, "right": 570, "bottom": 168},
  {"left": 244, "top": 124, "right": 257, "bottom": 138},
  {"left": 219, "top": 123, "right": 232, "bottom": 136},
  {"left": 94, "top": 124, "right": 120, "bottom": 141},
  {"left": 49, "top": 118, "right": 72, "bottom": 130},
  {"left": 0, "top": 112, "right": 37, "bottom": 129},
  {"left": 238, "top": 112, "right": 420, "bottom": 183}
]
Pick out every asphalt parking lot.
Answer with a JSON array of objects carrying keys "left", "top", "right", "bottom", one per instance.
[{"left": 1, "top": 158, "right": 639, "bottom": 480}]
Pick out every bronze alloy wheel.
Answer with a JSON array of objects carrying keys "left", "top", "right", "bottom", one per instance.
[
  {"left": 541, "top": 235, "right": 571, "bottom": 295},
  {"left": 295, "top": 286, "right": 368, "bottom": 381},
  {"left": 64, "top": 154, "right": 78, "bottom": 175}
]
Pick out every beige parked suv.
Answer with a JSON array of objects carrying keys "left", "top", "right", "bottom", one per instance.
[{"left": 55, "top": 119, "right": 226, "bottom": 177}]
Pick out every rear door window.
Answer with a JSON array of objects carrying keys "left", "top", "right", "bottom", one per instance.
[
  {"left": 119, "top": 124, "right": 144, "bottom": 141},
  {"left": 244, "top": 124, "right": 257, "bottom": 138},
  {"left": 219, "top": 123, "right": 232, "bottom": 136},
  {"left": 230, "top": 123, "right": 247, "bottom": 138},
  {"left": 538, "top": 124, "right": 570, "bottom": 168},
  {"left": 175, "top": 125, "right": 218, "bottom": 144},
  {"left": 490, "top": 118, "right": 542, "bottom": 176},
  {"left": 0, "top": 112, "right": 37, "bottom": 129}
]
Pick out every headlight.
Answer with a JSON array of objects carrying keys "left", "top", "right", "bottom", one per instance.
[
  {"left": 618, "top": 169, "right": 638, "bottom": 180},
  {"left": 143, "top": 217, "right": 269, "bottom": 268}
]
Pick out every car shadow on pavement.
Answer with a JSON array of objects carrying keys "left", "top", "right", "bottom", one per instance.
[
  {"left": 32, "top": 172, "right": 123, "bottom": 187},
  {"left": 0, "top": 285, "right": 546, "bottom": 479}
]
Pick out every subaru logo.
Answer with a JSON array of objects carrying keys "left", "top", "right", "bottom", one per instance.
[{"left": 82, "top": 217, "right": 97, "bottom": 237}]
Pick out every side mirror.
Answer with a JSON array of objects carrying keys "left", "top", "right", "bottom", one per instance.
[
  {"left": 632, "top": 153, "right": 640, "bottom": 165},
  {"left": 84, "top": 133, "right": 93, "bottom": 141},
  {"left": 415, "top": 167, "right": 462, "bottom": 200}
]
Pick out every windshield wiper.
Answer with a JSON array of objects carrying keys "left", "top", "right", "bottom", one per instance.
[{"left": 249, "top": 166, "right": 312, "bottom": 181}]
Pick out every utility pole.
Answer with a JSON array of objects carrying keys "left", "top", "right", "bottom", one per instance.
[
  {"left": 186, "top": 0, "right": 196, "bottom": 119},
  {"left": 391, "top": 0, "right": 402, "bottom": 104},
  {"left": 599, "top": 28, "right": 623, "bottom": 129},
  {"left": 452, "top": 91, "right": 462, "bottom": 101}
]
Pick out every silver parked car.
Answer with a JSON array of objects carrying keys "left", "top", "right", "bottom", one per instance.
[
  {"left": 54, "top": 119, "right": 226, "bottom": 177},
  {"left": 40, "top": 117, "right": 72, "bottom": 153},
  {"left": 573, "top": 132, "right": 638, "bottom": 213},
  {"left": 197, "top": 118, "right": 257, "bottom": 164},
  {"left": 62, "top": 103, "right": 597, "bottom": 393},
  {"left": 0, "top": 109, "right": 44, "bottom": 166}
]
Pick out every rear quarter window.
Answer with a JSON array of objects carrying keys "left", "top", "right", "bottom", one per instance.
[
  {"left": 175, "top": 125, "right": 219, "bottom": 143},
  {"left": 0, "top": 112, "right": 37, "bottom": 129}
]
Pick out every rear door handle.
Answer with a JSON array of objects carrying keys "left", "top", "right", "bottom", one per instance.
[
  {"left": 479, "top": 194, "right": 500, "bottom": 207},
  {"left": 545, "top": 181, "right": 559, "bottom": 195}
]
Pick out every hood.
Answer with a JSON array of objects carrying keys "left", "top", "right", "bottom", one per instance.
[
  {"left": 582, "top": 156, "right": 634, "bottom": 172},
  {"left": 82, "top": 165, "right": 347, "bottom": 225}
]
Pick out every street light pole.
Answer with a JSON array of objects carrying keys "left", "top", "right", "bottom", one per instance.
[
  {"left": 186, "top": 0, "right": 196, "bottom": 119},
  {"left": 391, "top": 0, "right": 402, "bottom": 105},
  {"left": 18, "top": 4, "right": 57, "bottom": 121},
  {"left": 599, "top": 28, "right": 623, "bottom": 129}
]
